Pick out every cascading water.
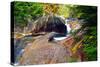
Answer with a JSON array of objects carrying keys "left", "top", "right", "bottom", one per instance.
[{"left": 14, "top": 35, "right": 34, "bottom": 65}]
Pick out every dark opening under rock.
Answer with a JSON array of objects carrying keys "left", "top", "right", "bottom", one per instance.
[{"left": 31, "top": 15, "right": 67, "bottom": 35}]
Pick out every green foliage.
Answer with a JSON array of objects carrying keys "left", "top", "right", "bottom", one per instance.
[
  {"left": 75, "top": 6, "right": 97, "bottom": 61},
  {"left": 14, "top": 1, "right": 44, "bottom": 27},
  {"left": 72, "top": 6, "right": 97, "bottom": 26},
  {"left": 83, "top": 26, "right": 97, "bottom": 61},
  {"left": 67, "top": 5, "right": 97, "bottom": 61},
  {"left": 66, "top": 5, "right": 97, "bottom": 61},
  {"left": 58, "top": 5, "right": 70, "bottom": 18},
  {"left": 57, "top": 5, "right": 76, "bottom": 18}
]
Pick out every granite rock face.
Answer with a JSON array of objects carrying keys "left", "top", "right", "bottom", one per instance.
[{"left": 19, "top": 33, "right": 71, "bottom": 65}]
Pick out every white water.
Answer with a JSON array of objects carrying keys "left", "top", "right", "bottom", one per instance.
[
  {"left": 54, "top": 35, "right": 70, "bottom": 41},
  {"left": 66, "top": 23, "right": 71, "bottom": 33},
  {"left": 53, "top": 20, "right": 71, "bottom": 41}
]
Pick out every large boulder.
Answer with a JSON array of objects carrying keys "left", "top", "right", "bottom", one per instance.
[{"left": 19, "top": 33, "right": 71, "bottom": 65}]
